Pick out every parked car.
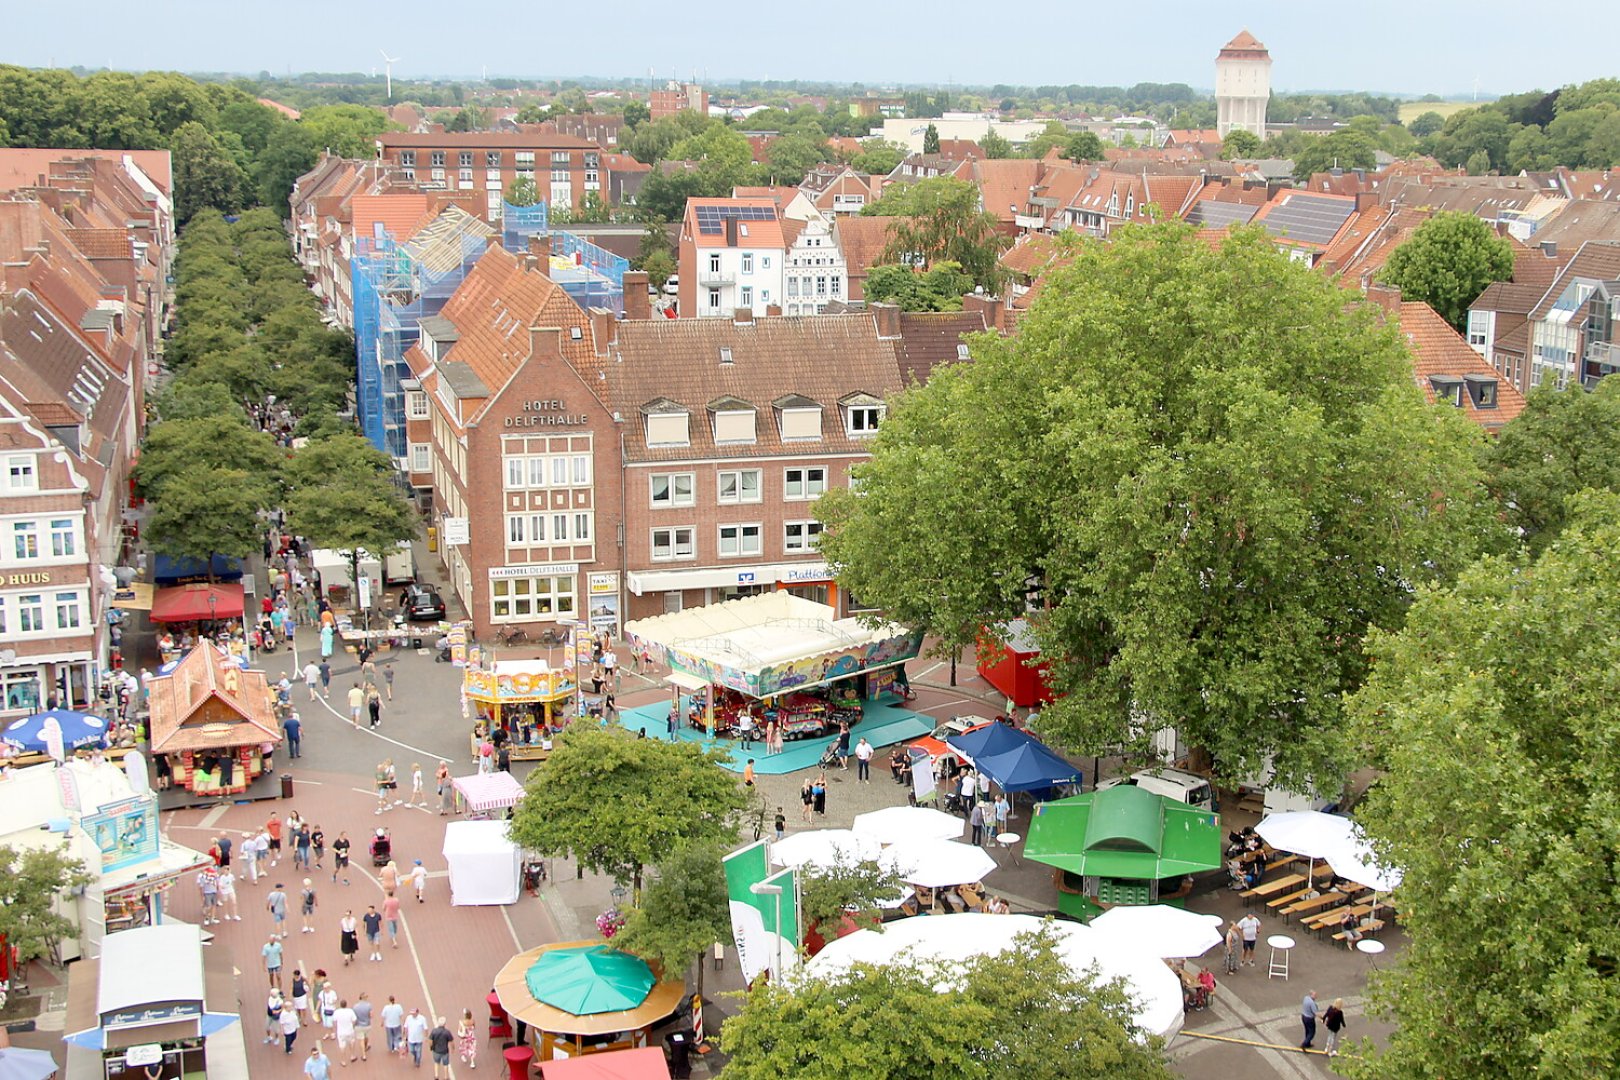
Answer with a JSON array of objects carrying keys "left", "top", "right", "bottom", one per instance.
[
  {"left": 399, "top": 584, "right": 446, "bottom": 622},
  {"left": 663, "top": 275, "right": 680, "bottom": 296},
  {"left": 1095, "top": 767, "right": 1219, "bottom": 812}
]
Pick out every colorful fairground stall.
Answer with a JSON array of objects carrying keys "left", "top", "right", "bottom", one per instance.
[
  {"left": 465, "top": 661, "right": 578, "bottom": 761},
  {"left": 624, "top": 593, "right": 923, "bottom": 740},
  {"left": 147, "top": 646, "right": 281, "bottom": 804}
]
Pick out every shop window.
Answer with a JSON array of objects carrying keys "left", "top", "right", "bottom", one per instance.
[
  {"left": 784, "top": 467, "right": 826, "bottom": 500},
  {"left": 718, "top": 523, "right": 763, "bottom": 557},
  {"left": 717, "top": 469, "right": 761, "bottom": 504},
  {"left": 651, "top": 473, "right": 695, "bottom": 508},
  {"left": 651, "top": 527, "right": 695, "bottom": 561},
  {"left": 784, "top": 521, "right": 823, "bottom": 552},
  {"left": 2, "top": 670, "right": 40, "bottom": 711}
]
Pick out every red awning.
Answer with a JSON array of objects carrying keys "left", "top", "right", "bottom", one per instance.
[
  {"left": 540, "top": 1048, "right": 671, "bottom": 1080},
  {"left": 150, "top": 582, "right": 246, "bottom": 623}
]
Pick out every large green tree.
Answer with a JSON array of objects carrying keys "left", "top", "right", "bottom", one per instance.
[
  {"left": 143, "top": 465, "right": 279, "bottom": 572},
  {"left": 1062, "top": 131, "right": 1105, "bottom": 162},
  {"left": 283, "top": 435, "right": 417, "bottom": 612},
  {"left": 1219, "top": 128, "right": 1263, "bottom": 159},
  {"left": 1483, "top": 376, "right": 1620, "bottom": 554},
  {"left": 612, "top": 841, "right": 731, "bottom": 998},
  {"left": 818, "top": 223, "right": 1498, "bottom": 787},
  {"left": 863, "top": 177, "right": 1007, "bottom": 294},
  {"left": 720, "top": 927, "right": 1171, "bottom": 1080},
  {"left": 1345, "top": 493, "right": 1620, "bottom": 1078},
  {"left": 863, "top": 261, "right": 974, "bottom": 312},
  {"left": 1290, "top": 129, "right": 1379, "bottom": 179},
  {"left": 0, "top": 845, "right": 92, "bottom": 991},
  {"left": 1378, "top": 210, "right": 1515, "bottom": 329},
  {"left": 507, "top": 726, "right": 749, "bottom": 892},
  {"left": 170, "top": 121, "right": 246, "bottom": 225}
]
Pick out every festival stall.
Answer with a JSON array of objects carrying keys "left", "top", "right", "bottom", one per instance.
[
  {"left": 465, "top": 661, "right": 578, "bottom": 760},
  {"left": 146, "top": 646, "right": 280, "bottom": 802},
  {"left": 442, "top": 820, "right": 523, "bottom": 906},
  {"left": 1024, "top": 784, "right": 1223, "bottom": 919},
  {"left": 975, "top": 619, "right": 1056, "bottom": 708},
  {"left": 624, "top": 593, "right": 923, "bottom": 739},
  {"left": 450, "top": 771, "right": 527, "bottom": 818},
  {"left": 492, "top": 941, "right": 684, "bottom": 1063}
]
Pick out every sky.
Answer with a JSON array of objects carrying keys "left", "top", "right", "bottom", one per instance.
[{"left": 2, "top": 0, "right": 1611, "bottom": 98}]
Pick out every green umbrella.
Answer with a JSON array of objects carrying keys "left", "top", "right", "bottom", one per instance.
[{"left": 525, "top": 945, "right": 656, "bottom": 1016}]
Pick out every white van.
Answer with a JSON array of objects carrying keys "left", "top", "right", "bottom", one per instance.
[{"left": 1096, "top": 767, "right": 1219, "bottom": 813}]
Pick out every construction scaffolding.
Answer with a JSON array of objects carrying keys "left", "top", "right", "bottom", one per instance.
[
  {"left": 351, "top": 207, "right": 495, "bottom": 460},
  {"left": 500, "top": 200, "right": 627, "bottom": 315}
]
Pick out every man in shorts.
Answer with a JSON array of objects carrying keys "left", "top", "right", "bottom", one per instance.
[
  {"left": 332, "top": 831, "right": 351, "bottom": 885},
  {"left": 363, "top": 905, "right": 383, "bottom": 962},
  {"left": 347, "top": 683, "right": 365, "bottom": 728},
  {"left": 267, "top": 882, "right": 288, "bottom": 930},
  {"left": 1237, "top": 912, "right": 1262, "bottom": 967},
  {"left": 332, "top": 999, "right": 359, "bottom": 1063},
  {"left": 428, "top": 1016, "right": 454, "bottom": 1079},
  {"left": 262, "top": 933, "right": 284, "bottom": 990},
  {"left": 266, "top": 814, "right": 283, "bottom": 866}
]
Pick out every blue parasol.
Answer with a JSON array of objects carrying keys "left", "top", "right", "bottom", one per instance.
[{"left": 2, "top": 710, "right": 107, "bottom": 754}]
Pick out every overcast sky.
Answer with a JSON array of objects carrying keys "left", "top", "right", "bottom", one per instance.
[{"left": 2, "top": 0, "right": 1606, "bottom": 98}]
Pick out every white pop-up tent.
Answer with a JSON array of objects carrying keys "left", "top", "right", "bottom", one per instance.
[{"left": 441, "top": 820, "right": 522, "bottom": 906}]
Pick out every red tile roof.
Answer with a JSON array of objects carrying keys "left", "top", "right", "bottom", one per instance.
[
  {"left": 833, "top": 216, "right": 894, "bottom": 297},
  {"left": 684, "top": 198, "right": 786, "bottom": 250},
  {"left": 0, "top": 149, "right": 172, "bottom": 196},
  {"left": 1397, "top": 301, "right": 1525, "bottom": 431},
  {"left": 64, "top": 228, "right": 133, "bottom": 260},
  {"left": 350, "top": 193, "right": 433, "bottom": 243}
]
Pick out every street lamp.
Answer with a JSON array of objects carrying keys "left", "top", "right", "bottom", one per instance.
[{"left": 749, "top": 881, "right": 784, "bottom": 982}]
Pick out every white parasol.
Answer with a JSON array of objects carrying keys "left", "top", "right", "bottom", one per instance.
[
  {"left": 851, "top": 805, "right": 965, "bottom": 846},
  {"left": 769, "top": 829, "right": 881, "bottom": 870},
  {"left": 1089, "top": 904, "right": 1225, "bottom": 959},
  {"left": 1256, "top": 809, "right": 1357, "bottom": 882},
  {"left": 1326, "top": 826, "right": 1403, "bottom": 892},
  {"left": 882, "top": 838, "right": 997, "bottom": 889}
]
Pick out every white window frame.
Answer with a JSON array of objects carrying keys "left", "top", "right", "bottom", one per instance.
[
  {"left": 407, "top": 391, "right": 431, "bottom": 420},
  {"left": 784, "top": 467, "right": 827, "bottom": 501},
  {"left": 650, "top": 526, "right": 696, "bottom": 562},
  {"left": 784, "top": 520, "right": 823, "bottom": 552},
  {"left": 718, "top": 523, "right": 763, "bottom": 558},
  {"left": 489, "top": 573, "right": 576, "bottom": 623},
  {"left": 650, "top": 472, "right": 696, "bottom": 508},
  {"left": 12, "top": 522, "right": 39, "bottom": 561},
  {"left": 49, "top": 517, "right": 76, "bottom": 558},
  {"left": 410, "top": 443, "right": 431, "bottom": 473},
  {"left": 716, "top": 469, "right": 762, "bottom": 504},
  {"left": 54, "top": 590, "right": 82, "bottom": 630},
  {"left": 572, "top": 455, "right": 592, "bottom": 485},
  {"left": 846, "top": 405, "right": 884, "bottom": 435},
  {"left": 506, "top": 456, "right": 526, "bottom": 489},
  {"left": 6, "top": 456, "right": 36, "bottom": 491},
  {"left": 16, "top": 593, "right": 43, "bottom": 633},
  {"left": 741, "top": 253, "right": 754, "bottom": 274}
]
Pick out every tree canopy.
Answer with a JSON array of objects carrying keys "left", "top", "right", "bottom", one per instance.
[
  {"left": 283, "top": 435, "right": 417, "bottom": 586},
  {"left": 818, "top": 223, "right": 1498, "bottom": 787},
  {"left": 862, "top": 261, "right": 974, "bottom": 312},
  {"left": 507, "top": 726, "right": 749, "bottom": 891},
  {"left": 612, "top": 841, "right": 731, "bottom": 997},
  {"left": 1378, "top": 210, "right": 1515, "bottom": 329},
  {"left": 862, "top": 177, "right": 1007, "bottom": 294},
  {"left": 1345, "top": 493, "right": 1620, "bottom": 1078},
  {"left": 1219, "top": 128, "right": 1263, "bottom": 159},
  {"left": 0, "top": 844, "right": 92, "bottom": 987},
  {"left": 719, "top": 926, "right": 1171, "bottom": 1080}
]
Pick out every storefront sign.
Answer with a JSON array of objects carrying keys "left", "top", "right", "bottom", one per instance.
[
  {"left": 442, "top": 518, "right": 470, "bottom": 546},
  {"left": 781, "top": 563, "right": 831, "bottom": 584},
  {"left": 83, "top": 795, "right": 159, "bottom": 872},
  {"left": 1, "top": 569, "right": 56, "bottom": 587},
  {"left": 588, "top": 573, "right": 619, "bottom": 637},
  {"left": 490, "top": 564, "right": 578, "bottom": 580},
  {"left": 502, "top": 399, "right": 590, "bottom": 428},
  {"left": 103, "top": 1001, "right": 201, "bottom": 1029},
  {"left": 464, "top": 668, "right": 576, "bottom": 701},
  {"left": 126, "top": 1045, "right": 164, "bottom": 1067}
]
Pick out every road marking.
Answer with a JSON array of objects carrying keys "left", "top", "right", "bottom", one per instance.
[
  {"left": 913, "top": 698, "right": 973, "bottom": 713},
  {"left": 917, "top": 662, "right": 944, "bottom": 680},
  {"left": 500, "top": 903, "right": 522, "bottom": 952},
  {"left": 308, "top": 687, "right": 456, "bottom": 763},
  {"left": 199, "top": 804, "right": 231, "bottom": 828}
]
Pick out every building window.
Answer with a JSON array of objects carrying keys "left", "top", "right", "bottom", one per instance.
[
  {"left": 400, "top": 151, "right": 416, "bottom": 167},
  {"left": 572, "top": 456, "right": 591, "bottom": 485},
  {"left": 651, "top": 527, "right": 696, "bottom": 561},
  {"left": 707, "top": 290, "right": 720, "bottom": 311},
  {"left": 49, "top": 518, "right": 75, "bottom": 557},
  {"left": 785, "top": 521, "right": 823, "bottom": 552},
  {"left": 1, "top": 669, "right": 39, "bottom": 712},
  {"left": 490, "top": 574, "right": 576, "bottom": 622},
  {"left": 486, "top": 152, "right": 502, "bottom": 168},
  {"left": 742, "top": 254, "right": 754, "bottom": 274},
  {"left": 651, "top": 473, "right": 696, "bottom": 508},
  {"left": 431, "top": 151, "right": 446, "bottom": 168},
  {"left": 847, "top": 405, "right": 884, "bottom": 435},
  {"left": 831, "top": 275, "right": 842, "bottom": 296},
  {"left": 717, "top": 469, "right": 761, "bottom": 504},
  {"left": 816, "top": 276, "right": 827, "bottom": 296},
  {"left": 459, "top": 151, "right": 474, "bottom": 168},
  {"left": 17, "top": 594, "right": 43, "bottom": 633},
  {"left": 787, "top": 277, "right": 799, "bottom": 298},
  {"left": 7, "top": 456, "right": 35, "bottom": 491},
  {"left": 407, "top": 391, "right": 430, "bottom": 420},
  {"left": 646, "top": 413, "right": 690, "bottom": 447},
  {"left": 507, "top": 515, "right": 527, "bottom": 546},
  {"left": 780, "top": 407, "right": 822, "bottom": 440},
  {"left": 739, "top": 286, "right": 753, "bottom": 308},
  {"left": 12, "top": 522, "right": 38, "bottom": 560},
  {"left": 718, "top": 524, "right": 763, "bottom": 557},
  {"left": 708, "top": 254, "right": 721, "bottom": 274},
  {"left": 54, "top": 591, "right": 81, "bottom": 630},
  {"left": 573, "top": 513, "right": 592, "bottom": 541},
  {"left": 515, "top": 151, "right": 535, "bottom": 167},
  {"left": 410, "top": 444, "right": 430, "bottom": 473},
  {"left": 505, "top": 457, "right": 525, "bottom": 488},
  {"left": 784, "top": 467, "right": 827, "bottom": 500},
  {"left": 551, "top": 151, "right": 570, "bottom": 166}
]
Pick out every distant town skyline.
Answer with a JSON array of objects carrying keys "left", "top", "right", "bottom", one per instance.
[{"left": 2, "top": 0, "right": 1610, "bottom": 99}]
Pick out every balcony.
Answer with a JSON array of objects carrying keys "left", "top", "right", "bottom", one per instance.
[{"left": 698, "top": 269, "right": 735, "bottom": 286}]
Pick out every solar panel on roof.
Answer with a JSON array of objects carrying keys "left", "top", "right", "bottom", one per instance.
[
  {"left": 1186, "top": 202, "right": 1259, "bottom": 228},
  {"left": 1259, "top": 194, "right": 1356, "bottom": 246},
  {"left": 695, "top": 204, "right": 777, "bottom": 234}
]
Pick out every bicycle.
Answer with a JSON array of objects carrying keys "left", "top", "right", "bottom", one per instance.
[{"left": 495, "top": 625, "right": 528, "bottom": 647}]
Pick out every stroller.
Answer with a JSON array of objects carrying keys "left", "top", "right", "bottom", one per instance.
[
  {"left": 817, "top": 741, "right": 842, "bottom": 771},
  {"left": 370, "top": 828, "right": 392, "bottom": 867}
]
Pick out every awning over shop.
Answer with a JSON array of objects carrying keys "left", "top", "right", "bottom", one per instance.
[
  {"left": 626, "top": 561, "right": 832, "bottom": 597},
  {"left": 540, "top": 1047, "right": 672, "bottom": 1080},
  {"left": 625, "top": 592, "right": 922, "bottom": 700},
  {"left": 149, "top": 583, "right": 245, "bottom": 623},
  {"left": 451, "top": 772, "right": 527, "bottom": 815},
  {"left": 663, "top": 672, "right": 708, "bottom": 692}
]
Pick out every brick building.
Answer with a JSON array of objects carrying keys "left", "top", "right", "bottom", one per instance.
[
  {"left": 650, "top": 82, "right": 708, "bottom": 123},
  {"left": 375, "top": 132, "right": 609, "bottom": 220}
]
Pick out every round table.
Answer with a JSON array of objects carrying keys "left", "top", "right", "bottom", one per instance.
[
  {"left": 1266, "top": 934, "right": 1296, "bottom": 980},
  {"left": 995, "top": 832, "right": 1021, "bottom": 865},
  {"left": 1356, "top": 938, "right": 1386, "bottom": 966},
  {"left": 503, "top": 1044, "right": 534, "bottom": 1080}
]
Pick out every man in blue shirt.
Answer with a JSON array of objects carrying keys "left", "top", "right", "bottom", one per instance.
[
  {"left": 283, "top": 713, "right": 302, "bottom": 758},
  {"left": 303, "top": 1045, "right": 331, "bottom": 1080},
  {"left": 1301, "top": 989, "right": 1320, "bottom": 1050}
]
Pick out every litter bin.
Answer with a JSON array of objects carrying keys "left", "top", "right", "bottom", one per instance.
[
  {"left": 665, "top": 1030, "right": 695, "bottom": 1079},
  {"left": 280, "top": 773, "right": 294, "bottom": 799}
]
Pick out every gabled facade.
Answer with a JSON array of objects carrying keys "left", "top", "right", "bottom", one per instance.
[
  {"left": 782, "top": 213, "right": 848, "bottom": 315},
  {"left": 677, "top": 199, "right": 787, "bottom": 319}
]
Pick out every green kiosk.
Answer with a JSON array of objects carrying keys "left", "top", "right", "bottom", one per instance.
[{"left": 1025, "top": 783, "right": 1223, "bottom": 919}]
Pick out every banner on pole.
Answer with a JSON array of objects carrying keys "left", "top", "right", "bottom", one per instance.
[{"left": 723, "top": 842, "right": 800, "bottom": 983}]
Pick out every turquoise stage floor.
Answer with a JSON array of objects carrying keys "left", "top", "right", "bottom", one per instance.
[{"left": 616, "top": 699, "right": 934, "bottom": 774}]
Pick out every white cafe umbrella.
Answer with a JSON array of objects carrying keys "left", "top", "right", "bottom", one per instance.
[
  {"left": 1089, "top": 905, "right": 1225, "bottom": 959},
  {"left": 0, "top": 1046, "right": 60, "bottom": 1080},
  {"left": 883, "top": 838, "right": 997, "bottom": 889},
  {"left": 852, "top": 805, "right": 964, "bottom": 846},
  {"left": 1256, "top": 809, "right": 1356, "bottom": 882},
  {"left": 769, "top": 829, "right": 881, "bottom": 871},
  {"left": 1326, "top": 826, "right": 1404, "bottom": 893}
]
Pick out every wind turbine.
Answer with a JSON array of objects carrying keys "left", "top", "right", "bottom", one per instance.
[{"left": 379, "top": 48, "right": 401, "bottom": 102}]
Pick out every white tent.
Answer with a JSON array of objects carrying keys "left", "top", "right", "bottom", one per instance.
[
  {"left": 1089, "top": 905, "right": 1225, "bottom": 959},
  {"left": 882, "top": 838, "right": 998, "bottom": 889},
  {"left": 805, "top": 912, "right": 1184, "bottom": 1041},
  {"left": 852, "top": 806, "right": 964, "bottom": 846},
  {"left": 441, "top": 820, "right": 521, "bottom": 906},
  {"left": 769, "top": 829, "right": 881, "bottom": 870}
]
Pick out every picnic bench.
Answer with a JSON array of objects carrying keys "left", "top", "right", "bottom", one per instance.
[
  {"left": 1305, "top": 901, "right": 1386, "bottom": 937},
  {"left": 1240, "top": 873, "right": 1305, "bottom": 905},
  {"left": 1333, "top": 918, "right": 1386, "bottom": 945}
]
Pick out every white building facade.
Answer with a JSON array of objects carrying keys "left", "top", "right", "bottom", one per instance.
[{"left": 1216, "top": 31, "right": 1272, "bottom": 140}]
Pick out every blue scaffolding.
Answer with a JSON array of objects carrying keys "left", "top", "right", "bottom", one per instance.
[{"left": 500, "top": 200, "right": 627, "bottom": 315}]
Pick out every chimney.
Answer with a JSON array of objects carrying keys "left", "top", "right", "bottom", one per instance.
[
  {"left": 528, "top": 233, "right": 552, "bottom": 261},
  {"left": 724, "top": 216, "right": 739, "bottom": 247},
  {"left": 872, "top": 302, "right": 901, "bottom": 340},
  {"left": 733, "top": 307, "right": 754, "bottom": 326},
  {"left": 623, "top": 271, "right": 650, "bottom": 321},
  {"left": 589, "top": 308, "right": 617, "bottom": 354},
  {"left": 1365, "top": 283, "right": 1403, "bottom": 317},
  {"left": 765, "top": 304, "right": 781, "bottom": 317},
  {"left": 961, "top": 293, "right": 1001, "bottom": 333},
  {"left": 1540, "top": 240, "right": 1558, "bottom": 258},
  {"left": 1355, "top": 191, "right": 1380, "bottom": 213},
  {"left": 528, "top": 326, "right": 563, "bottom": 361}
]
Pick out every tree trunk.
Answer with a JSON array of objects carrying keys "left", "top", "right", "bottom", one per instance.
[{"left": 693, "top": 953, "right": 704, "bottom": 1000}]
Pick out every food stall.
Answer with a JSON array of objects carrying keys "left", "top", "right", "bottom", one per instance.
[
  {"left": 146, "top": 647, "right": 281, "bottom": 805},
  {"left": 976, "top": 618, "right": 1056, "bottom": 708},
  {"left": 625, "top": 593, "right": 923, "bottom": 740},
  {"left": 465, "top": 661, "right": 577, "bottom": 761},
  {"left": 492, "top": 941, "right": 685, "bottom": 1064},
  {"left": 442, "top": 820, "right": 523, "bottom": 906}
]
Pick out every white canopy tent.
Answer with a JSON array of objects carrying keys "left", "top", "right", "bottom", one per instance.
[
  {"left": 441, "top": 820, "right": 522, "bottom": 906},
  {"left": 882, "top": 838, "right": 998, "bottom": 889},
  {"left": 1089, "top": 905, "right": 1225, "bottom": 959},
  {"left": 451, "top": 772, "right": 526, "bottom": 815},
  {"left": 805, "top": 912, "right": 1184, "bottom": 1041}
]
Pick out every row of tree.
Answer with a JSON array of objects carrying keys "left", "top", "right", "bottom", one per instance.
[
  {"left": 138, "top": 210, "right": 414, "bottom": 577},
  {"left": 1408, "top": 78, "right": 1620, "bottom": 173}
]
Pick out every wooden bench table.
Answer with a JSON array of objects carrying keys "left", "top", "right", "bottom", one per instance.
[{"left": 1240, "top": 873, "right": 1305, "bottom": 906}]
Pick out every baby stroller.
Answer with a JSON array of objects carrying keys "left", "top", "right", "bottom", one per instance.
[
  {"left": 817, "top": 741, "right": 841, "bottom": 771},
  {"left": 370, "top": 828, "right": 392, "bottom": 867}
]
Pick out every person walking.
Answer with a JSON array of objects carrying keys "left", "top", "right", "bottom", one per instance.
[
  {"left": 284, "top": 712, "right": 303, "bottom": 759},
  {"left": 1322, "top": 998, "right": 1347, "bottom": 1057},
  {"left": 347, "top": 684, "right": 364, "bottom": 728},
  {"left": 339, "top": 910, "right": 359, "bottom": 965},
  {"left": 363, "top": 905, "right": 383, "bottom": 961},
  {"left": 300, "top": 878, "right": 318, "bottom": 933},
  {"left": 217, "top": 867, "right": 240, "bottom": 921},
  {"left": 332, "top": 998, "right": 359, "bottom": 1063},
  {"left": 380, "top": 996, "right": 404, "bottom": 1056},
  {"left": 352, "top": 992, "right": 373, "bottom": 1062},
  {"left": 992, "top": 792, "right": 1010, "bottom": 839},
  {"left": 1300, "top": 990, "right": 1320, "bottom": 1051},
  {"left": 428, "top": 1015, "right": 454, "bottom": 1079},
  {"left": 742, "top": 758, "right": 756, "bottom": 788},
  {"left": 197, "top": 865, "right": 219, "bottom": 925},
  {"left": 410, "top": 860, "right": 428, "bottom": 903},
  {"left": 266, "top": 814, "right": 283, "bottom": 866},
  {"left": 376, "top": 760, "right": 394, "bottom": 814},
  {"left": 367, "top": 688, "right": 384, "bottom": 730},
  {"left": 383, "top": 892, "right": 403, "bottom": 950},
  {"left": 332, "top": 831, "right": 351, "bottom": 884},
  {"left": 280, "top": 1000, "right": 301, "bottom": 1055},
  {"left": 812, "top": 773, "right": 827, "bottom": 816},
  {"left": 303, "top": 1044, "right": 331, "bottom": 1080},
  {"left": 1237, "top": 913, "right": 1261, "bottom": 967},
  {"left": 262, "top": 933, "right": 284, "bottom": 990},
  {"left": 380, "top": 859, "right": 400, "bottom": 896},
  {"left": 835, "top": 722, "right": 851, "bottom": 770},
  {"left": 977, "top": 770, "right": 993, "bottom": 809},
  {"left": 290, "top": 969, "right": 310, "bottom": 1027},
  {"left": 969, "top": 802, "right": 986, "bottom": 846},
  {"left": 1224, "top": 921, "right": 1242, "bottom": 975},
  {"left": 456, "top": 1008, "right": 477, "bottom": 1070},
  {"left": 958, "top": 769, "right": 977, "bottom": 815},
  {"left": 774, "top": 807, "right": 786, "bottom": 841},
  {"left": 303, "top": 661, "right": 321, "bottom": 701},
  {"left": 294, "top": 820, "right": 312, "bottom": 870},
  {"left": 800, "top": 779, "right": 814, "bottom": 824},
  {"left": 855, "top": 737, "right": 873, "bottom": 782},
  {"left": 383, "top": 664, "right": 395, "bottom": 701},
  {"left": 265, "top": 988, "right": 285, "bottom": 1045},
  {"left": 241, "top": 830, "right": 260, "bottom": 885},
  {"left": 318, "top": 659, "right": 332, "bottom": 697},
  {"left": 317, "top": 980, "right": 339, "bottom": 1041},
  {"left": 311, "top": 824, "right": 325, "bottom": 869},
  {"left": 404, "top": 1008, "right": 429, "bottom": 1067},
  {"left": 436, "top": 761, "right": 454, "bottom": 815},
  {"left": 408, "top": 762, "right": 426, "bottom": 808}
]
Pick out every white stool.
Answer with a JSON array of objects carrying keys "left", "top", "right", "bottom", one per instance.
[
  {"left": 995, "top": 832, "right": 1021, "bottom": 866},
  {"left": 1355, "top": 938, "right": 1385, "bottom": 968},
  {"left": 1267, "top": 934, "right": 1296, "bottom": 980}
]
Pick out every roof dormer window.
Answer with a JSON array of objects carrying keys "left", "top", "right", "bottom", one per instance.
[
  {"left": 1463, "top": 373, "right": 1498, "bottom": 409},
  {"left": 840, "top": 391, "right": 886, "bottom": 436},
  {"left": 773, "top": 395, "right": 822, "bottom": 440},
  {"left": 642, "top": 398, "right": 691, "bottom": 447},
  {"left": 709, "top": 397, "right": 757, "bottom": 444},
  {"left": 1428, "top": 374, "right": 1465, "bottom": 409}
]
